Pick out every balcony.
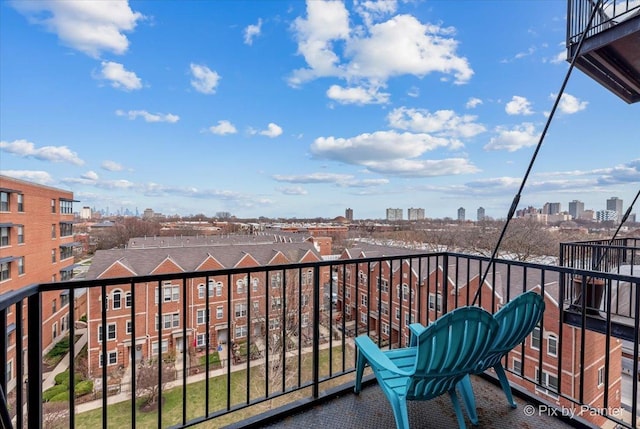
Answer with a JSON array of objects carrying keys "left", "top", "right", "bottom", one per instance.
[
  {"left": 0, "top": 246, "right": 638, "bottom": 428},
  {"left": 567, "top": 0, "right": 640, "bottom": 103}
]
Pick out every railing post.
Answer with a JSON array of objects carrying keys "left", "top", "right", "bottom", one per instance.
[
  {"left": 442, "top": 253, "right": 448, "bottom": 312},
  {"left": 27, "top": 292, "right": 42, "bottom": 429},
  {"left": 312, "top": 265, "right": 320, "bottom": 399}
]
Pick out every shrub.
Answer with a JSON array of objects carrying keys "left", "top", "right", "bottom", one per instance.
[
  {"left": 54, "top": 370, "right": 84, "bottom": 387},
  {"left": 50, "top": 391, "right": 70, "bottom": 402},
  {"left": 43, "top": 385, "right": 68, "bottom": 402},
  {"left": 74, "top": 380, "right": 93, "bottom": 396},
  {"left": 46, "top": 336, "right": 71, "bottom": 360}
]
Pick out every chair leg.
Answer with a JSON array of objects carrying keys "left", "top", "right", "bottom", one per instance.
[
  {"left": 458, "top": 374, "right": 479, "bottom": 425},
  {"left": 354, "top": 350, "right": 366, "bottom": 394},
  {"left": 448, "top": 388, "right": 468, "bottom": 429},
  {"left": 389, "top": 394, "right": 410, "bottom": 429},
  {"left": 494, "top": 363, "right": 517, "bottom": 408}
]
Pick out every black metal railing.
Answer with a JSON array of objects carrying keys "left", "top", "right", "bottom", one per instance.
[
  {"left": 567, "top": 0, "right": 640, "bottom": 45},
  {"left": 0, "top": 250, "right": 638, "bottom": 428}
]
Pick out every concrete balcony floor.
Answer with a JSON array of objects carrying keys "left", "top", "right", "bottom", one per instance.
[{"left": 263, "top": 375, "right": 579, "bottom": 429}]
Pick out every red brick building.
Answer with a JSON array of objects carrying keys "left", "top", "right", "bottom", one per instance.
[
  {"left": 83, "top": 236, "right": 332, "bottom": 378},
  {"left": 0, "top": 175, "right": 81, "bottom": 392},
  {"left": 334, "top": 243, "right": 622, "bottom": 427}
]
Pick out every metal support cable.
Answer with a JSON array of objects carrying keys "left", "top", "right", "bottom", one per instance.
[{"left": 472, "top": 0, "right": 603, "bottom": 305}]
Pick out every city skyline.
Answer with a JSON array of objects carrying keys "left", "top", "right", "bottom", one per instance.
[{"left": 1, "top": 1, "right": 638, "bottom": 220}]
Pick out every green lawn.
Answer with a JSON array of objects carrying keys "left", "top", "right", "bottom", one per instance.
[{"left": 74, "top": 345, "right": 356, "bottom": 428}]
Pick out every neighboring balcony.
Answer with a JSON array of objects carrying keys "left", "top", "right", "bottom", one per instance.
[
  {"left": 0, "top": 243, "right": 638, "bottom": 428},
  {"left": 567, "top": 0, "right": 640, "bottom": 103}
]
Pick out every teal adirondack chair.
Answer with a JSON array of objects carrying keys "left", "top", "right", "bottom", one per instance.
[
  {"left": 457, "top": 291, "right": 546, "bottom": 424},
  {"left": 354, "top": 306, "right": 499, "bottom": 429}
]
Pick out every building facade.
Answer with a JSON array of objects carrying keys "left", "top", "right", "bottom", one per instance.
[
  {"left": 457, "top": 207, "right": 465, "bottom": 222},
  {"left": 345, "top": 208, "right": 353, "bottom": 221},
  {"left": 407, "top": 208, "right": 425, "bottom": 221},
  {"left": 606, "top": 197, "right": 623, "bottom": 221},
  {"left": 568, "top": 200, "right": 584, "bottom": 220},
  {"left": 0, "top": 175, "right": 81, "bottom": 392},
  {"left": 477, "top": 207, "right": 485, "bottom": 221},
  {"left": 386, "top": 208, "right": 403, "bottom": 221}
]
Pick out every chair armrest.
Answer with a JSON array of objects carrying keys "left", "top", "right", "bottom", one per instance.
[
  {"left": 354, "top": 335, "right": 410, "bottom": 376},
  {"left": 409, "top": 323, "right": 427, "bottom": 347}
]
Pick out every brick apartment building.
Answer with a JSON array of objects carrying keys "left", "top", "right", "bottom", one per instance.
[
  {"left": 0, "top": 175, "right": 82, "bottom": 392},
  {"left": 334, "top": 243, "right": 622, "bottom": 427},
  {"left": 83, "top": 236, "right": 332, "bottom": 379}
]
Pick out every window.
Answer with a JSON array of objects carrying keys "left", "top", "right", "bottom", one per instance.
[
  {"left": 17, "top": 257, "right": 25, "bottom": 275},
  {"left": 269, "top": 318, "right": 280, "bottom": 331},
  {"left": 252, "top": 277, "right": 259, "bottom": 292},
  {"left": 402, "top": 284, "right": 409, "bottom": 301},
  {"left": 512, "top": 359, "right": 522, "bottom": 374},
  {"left": 52, "top": 322, "right": 58, "bottom": 339},
  {"left": 253, "top": 301, "right": 259, "bottom": 311},
  {"left": 0, "top": 227, "right": 9, "bottom": 246},
  {"left": 125, "top": 292, "right": 132, "bottom": 308},
  {"left": 547, "top": 334, "right": 558, "bottom": 357},
  {"left": 52, "top": 299, "right": 57, "bottom": 313},
  {"left": 6, "top": 361, "right": 12, "bottom": 383},
  {"left": 215, "top": 282, "right": 222, "bottom": 297},
  {"left": 302, "top": 314, "right": 309, "bottom": 327},
  {"left": 271, "top": 272, "right": 282, "bottom": 288},
  {"left": 0, "top": 192, "right": 9, "bottom": 211},
  {"left": 0, "top": 262, "right": 10, "bottom": 282},
  {"left": 98, "top": 324, "right": 117, "bottom": 342},
  {"left": 156, "top": 283, "right": 179, "bottom": 303},
  {"left": 60, "top": 246, "right": 73, "bottom": 260},
  {"left": 531, "top": 326, "right": 541, "bottom": 350},
  {"left": 126, "top": 320, "right": 132, "bottom": 335},
  {"left": 395, "top": 307, "right": 400, "bottom": 320},
  {"left": 379, "top": 278, "right": 389, "bottom": 293},
  {"left": 360, "top": 312, "right": 367, "bottom": 324},
  {"left": 381, "top": 303, "right": 389, "bottom": 316},
  {"left": 361, "top": 295, "right": 367, "bottom": 307},
  {"left": 216, "top": 306, "right": 223, "bottom": 319},
  {"left": 60, "top": 200, "right": 73, "bottom": 214},
  {"left": 61, "top": 314, "right": 69, "bottom": 332},
  {"left": 152, "top": 340, "right": 169, "bottom": 355},
  {"left": 51, "top": 249, "right": 56, "bottom": 263},
  {"left": 17, "top": 194, "right": 23, "bottom": 212},
  {"left": 51, "top": 199, "right": 56, "bottom": 213},
  {"left": 235, "top": 303, "right": 247, "bottom": 317},
  {"left": 172, "top": 285, "right": 179, "bottom": 301},
  {"left": 112, "top": 290, "right": 122, "bottom": 310},
  {"left": 302, "top": 294, "right": 309, "bottom": 307},
  {"left": 60, "top": 293, "right": 69, "bottom": 308},
  {"left": 159, "top": 313, "right": 180, "bottom": 329},
  {"left": 198, "top": 284, "right": 206, "bottom": 299},
  {"left": 404, "top": 313, "right": 415, "bottom": 325},
  {"left": 345, "top": 288, "right": 351, "bottom": 299},
  {"left": 197, "top": 309, "right": 206, "bottom": 325},
  {"left": 99, "top": 351, "right": 118, "bottom": 367},
  {"left": 271, "top": 297, "right": 282, "bottom": 311},
  {"left": 429, "top": 293, "right": 442, "bottom": 311},
  {"left": 598, "top": 366, "right": 605, "bottom": 386},
  {"left": 60, "top": 222, "right": 73, "bottom": 237},
  {"left": 17, "top": 226, "right": 24, "bottom": 244},
  {"left": 236, "top": 278, "right": 245, "bottom": 294},
  {"left": 196, "top": 333, "right": 206, "bottom": 347},
  {"left": 382, "top": 322, "right": 389, "bottom": 335},
  {"left": 51, "top": 224, "right": 56, "bottom": 239},
  {"left": 235, "top": 325, "right": 247, "bottom": 339},
  {"left": 302, "top": 269, "right": 313, "bottom": 285},
  {"left": 535, "top": 368, "right": 559, "bottom": 397}
]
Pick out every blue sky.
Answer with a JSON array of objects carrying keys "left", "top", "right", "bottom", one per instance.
[{"left": 1, "top": 0, "right": 638, "bottom": 220}]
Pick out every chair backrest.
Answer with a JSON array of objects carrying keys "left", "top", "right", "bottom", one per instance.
[
  {"left": 480, "top": 291, "right": 546, "bottom": 370},
  {"left": 407, "top": 306, "right": 498, "bottom": 400}
]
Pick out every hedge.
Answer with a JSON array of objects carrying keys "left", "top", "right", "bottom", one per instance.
[{"left": 43, "top": 385, "right": 68, "bottom": 402}]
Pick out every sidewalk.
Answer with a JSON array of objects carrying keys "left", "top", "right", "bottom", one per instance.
[{"left": 43, "top": 329, "right": 88, "bottom": 390}]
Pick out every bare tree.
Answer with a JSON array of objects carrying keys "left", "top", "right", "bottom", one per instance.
[
  {"left": 43, "top": 401, "right": 68, "bottom": 429},
  {"left": 135, "top": 360, "right": 175, "bottom": 409}
]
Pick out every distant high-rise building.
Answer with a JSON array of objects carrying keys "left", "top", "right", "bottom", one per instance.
[
  {"left": 543, "top": 202, "right": 561, "bottom": 215},
  {"left": 568, "top": 200, "right": 584, "bottom": 220},
  {"left": 407, "top": 208, "right": 425, "bottom": 221},
  {"left": 80, "top": 206, "right": 92, "bottom": 220},
  {"left": 477, "top": 207, "right": 485, "bottom": 221},
  {"left": 386, "top": 208, "right": 403, "bottom": 221},
  {"left": 345, "top": 208, "right": 353, "bottom": 221},
  {"left": 606, "top": 197, "right": 623, "bottom": 221},
  {"left": 596, "top": 209, "right": 618, "bottom": 222},
  {"left": 457, "top": 207, "right": 466, "bottom": 222},
  {"left": 143, "top": 208, "right": 155, "bottom": 219}
]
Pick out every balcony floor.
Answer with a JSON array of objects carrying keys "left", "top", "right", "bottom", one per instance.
[{"left": 262, "top": 375, "right": 580, "bottom": 429}]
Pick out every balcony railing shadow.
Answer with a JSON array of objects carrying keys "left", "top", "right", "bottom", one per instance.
[{"left": 0, "top": 243, "right": 638, "bottom": 429}]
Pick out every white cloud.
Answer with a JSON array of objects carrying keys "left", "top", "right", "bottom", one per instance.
[
  {"left": 10, "top": 0, "right": 144, "bottom": 58},
  {"left": 190, "top": 63, "right": 220, "bottom": 94},
  {"left": 484, "top": 123, "right": 540, "bottom": 152},
  {"left": 465, "top": 97, "right": 482, "bottom": 109},
  {"left": 260, "top": 123, "right": 283, "bottom": 138},
  {"left": 277, "top": 186, "right": 308, "bottom": 195},
  {"left": 115, "top": 109, "right": 179, "bottom": 123},
  {"left": 98, "top": 61, "right": 142, "bottom": 91},
  {"left": 505, "top": 96, "right": 534, "bottom": 115},
  {"left": 101, "top": 161, "right": 124, "bottom": 171},
  {"left": 0, "top": 170, "right": 54, "bottom": 184},
  {"left": 326, "top": 84, "right": 389, "bottom": 104},
  {"left": 272, "top": 173, "right": 389, "bottom": 188},
  {"left": 407, "top": 86, "right": 420, "bottom": 97},
  {"left": 388, "top": 107, "right": 486, "bottom": 140},
  {"left": 209, "top": 120, "right": 237, "bottom": 135},
  {"left": 244, "top": 18, "right": 262, "bottom": 45},
  {"left": 82, "top": 170, "right": 100, "bottom": 180},
  {"left": 290, "top": 1, "right": 473, "bottom": 95},
  {"left": 0, "top": 139, "right": 84, "bottom": 165},
  {"left": 362, "top": 158, "right": 479, "bottom": 177},
  {"left": 554, "top": 93, "right": 588, "bottom": 114}
]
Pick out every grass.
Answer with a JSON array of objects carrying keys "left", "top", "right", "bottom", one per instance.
[{"left": 74, "top": 344, "right": 356, "bottom": 428}]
